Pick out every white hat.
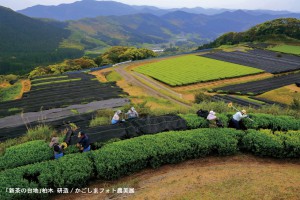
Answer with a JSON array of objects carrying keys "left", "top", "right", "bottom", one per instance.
[
  {"left": 209, "top": 110, "right": 216, "bottom": 115},
  {"left": 49, "top": 137, "right": 59, "bottom": 147},
  {"left": 117, "top": 110, "right": 122, "bottom": 114},
  {"left": 131, "top": 107, "right": 135, "bottom": 111}
]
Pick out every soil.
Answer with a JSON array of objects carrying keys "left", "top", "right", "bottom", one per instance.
[
  {"left": 90, "top": 68, "right": 112, "bottom": 82},
  {"left": 0, "top": 81, "right": 10, "bottom": 88},
  {"left": 16, "top": 79, "right": 31, "bottom": 99},
  {"left": 53, "top": 154, "right": 300, "bottom": 200}
]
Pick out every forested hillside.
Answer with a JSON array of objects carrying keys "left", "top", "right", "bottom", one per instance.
[
  {"left": 0, "top": 6, "right": 83, "bottom": 75},
  {"left": 199, "top": 18, "right": 300, "bottom": 49}
]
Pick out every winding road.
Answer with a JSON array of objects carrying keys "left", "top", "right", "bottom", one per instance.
[{"left": 115, "top": 63, "right": 191, "bottom": 108}]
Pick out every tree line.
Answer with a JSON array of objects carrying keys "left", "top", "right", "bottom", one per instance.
[
  {"left": 198, "top": 18, "right": 300, "bottom": 49},
  {"left": 29, "top": 46, "right": 157, "bottom": 78}
]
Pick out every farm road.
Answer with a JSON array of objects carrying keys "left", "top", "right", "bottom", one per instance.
[
  {"left": 0, "top": 98, "right": 129, "bottom": 129},
  {"left": 115, "top": 63, "right": 191, "bottom": 108}
]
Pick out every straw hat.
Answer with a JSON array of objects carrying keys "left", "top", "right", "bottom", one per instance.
[{"left": 241, "top": 109, "right": 247, "bottom": 114}]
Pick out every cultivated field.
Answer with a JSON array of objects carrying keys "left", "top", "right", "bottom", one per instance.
[
  {"left": 134, "top": 55, "right": 263, "bottom": 86},
  {"left": 268, "top": 45, "right": 300, "bottom": 55},
  {"left": 0, "top": 73, "right": 126, "bottom": 117},
  {"left": 215, "top": 72, "right": 300, "bottom": 94},
  {"left": 202, "top": 49, "right": 300, "bottom": 74}
]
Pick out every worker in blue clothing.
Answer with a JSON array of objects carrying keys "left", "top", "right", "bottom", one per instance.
[
  {"left": 49, "top": 137, "right": 64, "bottom": 159},
  {"left": 76, "top": 131, "right": 91, "bottom": 152}
]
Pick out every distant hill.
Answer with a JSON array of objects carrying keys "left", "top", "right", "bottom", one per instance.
[
  {"left": 198, "top": 18, "right": 300, "bottom": 49},
  {"left": 18, "top": 0, "right": 299, "bottom": 21},
  {"left": 66, "top": 10, "right": 300, "bottom": 50},
  {"left": 0, "top": 6, "right": 83, "bottom": 74},
  {"left": 19, "top": 0, "right": 143, "bottom": 21}
]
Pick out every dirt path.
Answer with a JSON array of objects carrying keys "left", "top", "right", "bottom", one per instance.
[
  {"left": 53, "top": 154, "right": 300, "bottom": 200},
  {"left": 115, "top": 64, "right": 191, "bottom": 108}
]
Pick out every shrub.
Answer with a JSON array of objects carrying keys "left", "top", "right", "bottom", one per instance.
[
  {"left": 89, "top": 117, "right": 110, "bottom": 127},
  {"left": 243, "top": 114, "right": 300, "bottom": 131},
  {"left": 276, "top": 131, "right": 300, "bottom": 158},
  {"left": 26, "top": 125, "right": 54, "bottom": 140},
  {"left": 0, "top": 153, "right": 93, "bottom": 200},
  {"left": 290, "top": 98, "right": 300, "bottom": 110},
  {"left": 194, "top": 92, "right": 211, "bottom": 103},
  {"left": 1, "top": 128, "right": 299, "bottom": 200},
  {"left": 242, "top": 130, "right": 284, "bottom": 157},
  {"left": 0, "top": 140, "right": 53, "bottom": 170},
  {"left": 93, "top": 128, "right": 241, "bottom": 180},
  {"left": 178, "top": 114, "right": 208, "bottom": 129}
]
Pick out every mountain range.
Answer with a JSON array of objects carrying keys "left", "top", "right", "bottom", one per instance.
[
  {"left": 1, "top": 0, "right": 300, "bottom": 74},
  {"left": 18, "top": 0, "right": 296, "bottom": 21}
]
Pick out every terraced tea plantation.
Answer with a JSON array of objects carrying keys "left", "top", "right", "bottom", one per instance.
[
  {"left": 134, "top": 55, "right": 263, "bottom": 86},
  {"left": 202, "top": 49, "right": 300, "bottom": 74},
  {"left": 0, "top": 73, "right": 127, "bottom": 117}
]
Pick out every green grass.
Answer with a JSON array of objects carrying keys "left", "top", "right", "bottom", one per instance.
[
  {"left": 70, "top": 109, "right": 79, "bottom": 115},
  {"left": 31, "top": 78, "right": 81, "bottom": 86},
  {"left": 106, "top": 70, "right": 122, "bottom": 82},
  {"left": 26, "top": 124, "right": 54, "bottom": 140},
  {"left": 134, "top": 55, "right": 263, "bottom": 86},
  {"left": 0, "top": 82, "right": 22, "bottom": 102},
  {"left": 89, "top": 117, "right": 111, "bottom": 127},
  {"left": 268, "top": 45, "right": 300, "bottom": 55}
]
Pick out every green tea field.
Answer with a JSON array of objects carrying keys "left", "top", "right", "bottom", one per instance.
[
  {"left": 134, "top": 55, "right": 263, "bottom": 86},
  {"left": 268, "top": 45, "right": 300, "bottom": 55}
]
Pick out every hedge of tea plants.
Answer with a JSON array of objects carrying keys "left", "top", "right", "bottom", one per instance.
[
  {"left": 242, "top": 130, "right": 300, "bottom": 158},
  {"left": 1, "top": 128, "right": 300, "bottom": 199},
  {"left": 0, "top": 140, "right": 52, "bottom": 171},
  {"left": 180, "top": 113, "right": 300, "bottom": 131}
]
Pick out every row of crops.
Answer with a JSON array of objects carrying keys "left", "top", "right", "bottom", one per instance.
[
  {"left": 0, "top": 73, "right": 127, "bottom": 117},
  {"left": 134, "top": 55, "right": 263, "bottom": 86},
  {"left": 1, "top": 126, "right": 300, "bottom": 199},
  {"left": 214, "top": 72, "right": 300, "bottom": 95},
  {"left": 202, "top": 49, "right": 300, "bottom": 74},
  {"left": 268, "top": 45, "right": 300, "bottom": 56}
]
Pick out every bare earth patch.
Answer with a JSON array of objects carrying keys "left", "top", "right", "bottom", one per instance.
[
  {"left": 52, "top": 154, "right": 300, "bottom": 200},
  {"left": 16, "top": 79, "right": 31, "bottom": 99},
  {"left": 0, "top": 81, "right": 10, "bottom": 88},
  {"left": 90, "top": 68, "right": 112, "bottom": 82}
]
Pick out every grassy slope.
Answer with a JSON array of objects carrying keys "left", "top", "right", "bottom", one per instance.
[
  {"left": 134, "top": 55, "right": 263, "bottom": 86},
  {"left": 53, "top": 155, "right": 300, "bottom": 200},
  {"left": 258, "top": 84, "right": 300, "bottom": 105},
  {"left": 0, "top": 82, "right": 22, "bottom": 102},
  {"left": 268, "top": 45, "right": 300, "bottom": 55}
]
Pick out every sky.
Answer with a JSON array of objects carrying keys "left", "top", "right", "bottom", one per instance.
[{"left": 0, "top": 0, "right": 300, "bottom": 12}]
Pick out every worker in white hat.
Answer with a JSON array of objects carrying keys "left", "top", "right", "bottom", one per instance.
[
  {"left": 207, "top": 110, "right": 217, "bottom": 128},
  {"left": 232, "top": 109, "right": 247, "bottom": 129},
  {"left": 111, "top": 110, "right": 123, "bottom": 124},
  {"left": 126, "top": 107, "right": 139, "bottom": 119}
]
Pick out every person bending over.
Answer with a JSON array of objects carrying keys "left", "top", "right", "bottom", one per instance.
[
  {"left": 231, "top": 109, "right": 248, "bottom": 130},
  {"left": 76, "top": 131, "right": 91, "bottom": 152}
]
